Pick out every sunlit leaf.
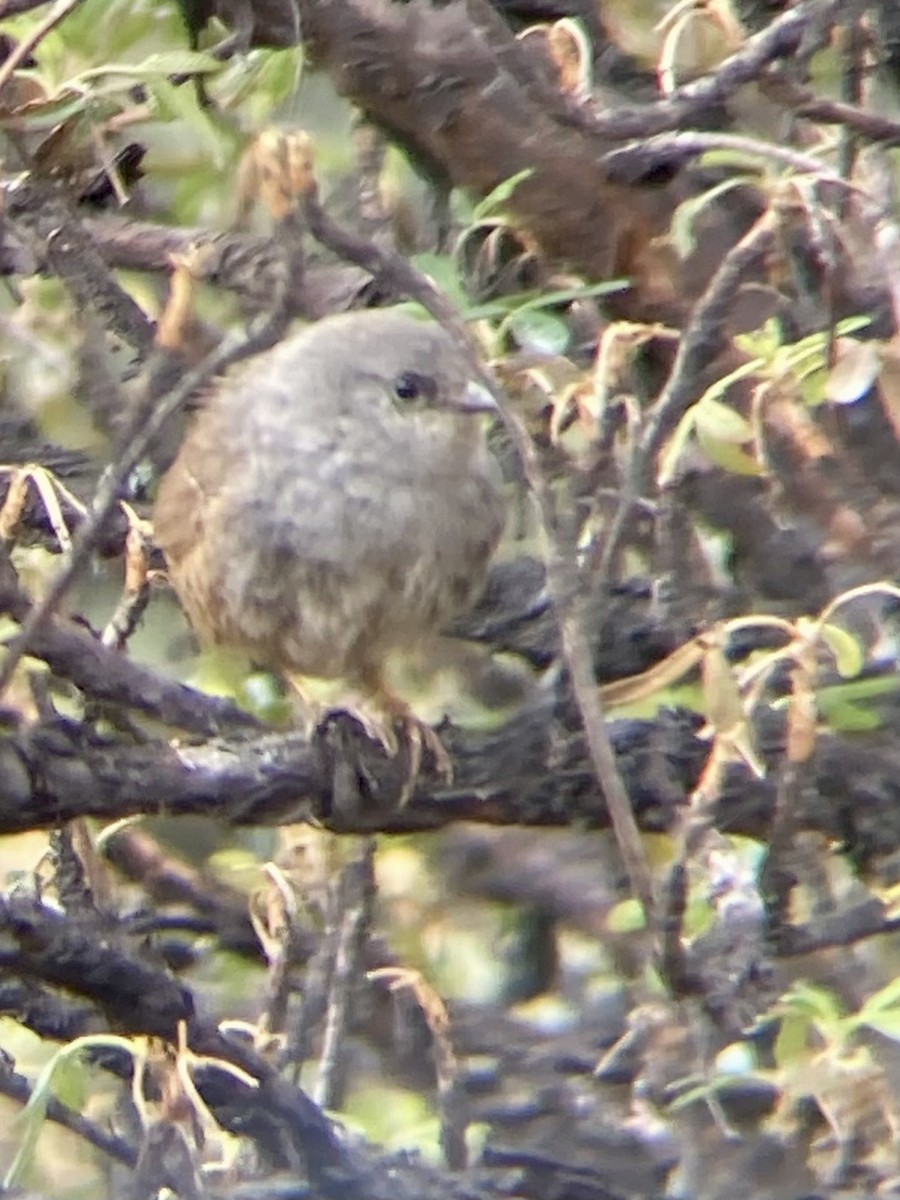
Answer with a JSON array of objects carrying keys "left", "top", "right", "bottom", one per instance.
[
  {"left": 694, "top": 397, "right": 753, "bottom": 444},
  {"left": 821, "top": 698, "right": 883, "bottom": 732},
  {"left": 606, "top": 898, "right": 646, "bottom": 933},
  {"left": 696, "top": 424, "right": 764, "bottom": 475},
  {"left": 819, "top": 623, "right": 864, "bottom": 679},
  {"left": 857, "top": 975, "right": 900, "bottom": 1017},
  {"left": 73, "top": 49, "right": 222, "bottom": 84},
  {"left": 858, "top": 1013, "right": 900, "bottom": 1041},
  {"left": 779, "top": 981, "right": 846, "bottom": 1024},
  {"left": 734, "top": 318, "right": 782, "bottom": 362},
  {"left": 773, "top": 1011, "right": 810, "bottom": 1068},
  {"left": 799, "top": 366, "right": 827, "bottom": 406}
]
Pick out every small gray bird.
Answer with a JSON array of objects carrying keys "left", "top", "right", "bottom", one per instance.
[{"left": 153, "top": 309, "right": 505, "bottom": 771}]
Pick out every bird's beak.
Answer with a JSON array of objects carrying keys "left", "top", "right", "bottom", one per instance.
[{"left": 456, "top": 379, "right": 499, "bottom": 414}]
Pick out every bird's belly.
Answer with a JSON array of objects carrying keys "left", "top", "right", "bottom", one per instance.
[{"left": 217, "top": 466, "right": 503, "bottom": 681}]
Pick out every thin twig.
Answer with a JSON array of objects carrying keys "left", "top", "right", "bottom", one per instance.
[
  {"left": 603, "top": 131, "right": 864, "bottom": 187},
  {"left": 769, "top": 83, "right": 900, "bottom": 146},
  {"left": 501, "top": 407, "right": 657, "bottom": 928},
  {"left": 0, "top": 0, "right": 83, "bottom": 94},
  {"left": 313, "top": 841, "right": 375, "bottom": 1111},
  {"left": 598, "top": 210, "right": 778, "bottom": 583}
]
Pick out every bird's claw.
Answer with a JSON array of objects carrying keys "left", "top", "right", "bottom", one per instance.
[{"left": 350, "top": 704, "right": 453, "bottom": 804}]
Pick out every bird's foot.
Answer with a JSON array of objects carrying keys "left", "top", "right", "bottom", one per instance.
[
  {"left": 347, "top": 694, "right": 453, "bottom": 805},
  {"left": 285, "top": 673, "right": 453, "bottom": 805}
]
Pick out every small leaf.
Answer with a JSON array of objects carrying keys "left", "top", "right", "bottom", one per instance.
[
  {"left": 696, "top": 424, "right": 764, "bottom": 476},
  {"left": 779, "top": 981, "right": 845, "bottom": 1024},
  {"left": 734, "top": 318, "right": 782, "bottom": 363},
  {"left": 75, "top": 50, "right": 223, "bottom": 83},
  {"left": 773, "top": 1012, "right": 810, "bottom": 1068},
  {"left": 694, "top": 397, "right": 753, "bottom": 444},
  {"left": 799, "top": 366, "right": 828, "bottom": 407},
  {"left": 467, "top": 278, "right": 629, "bottom": 323},
  {"left": 507, "top": 308, "right": 571, "bottom": 354},
  {"left": 411, "top": 252, "right": 468, "bottom": 309},
  {"left": 821, "top": 698, "right": 883, "bottom": 732},
  {"left": 859, "top": 1013, "right": 900, "bottom": 1042},
  {"left": 836, "top": 315, "right": 873, "bottom": 337},
  {"left": 0, "top": 90, "right": 91, "bottom": 132},
  {"left": 698, "top": 149, "right": 772, "bottom": 172},
  {"left": 858, "top": 975, "right": 900, "bottom": 1017},
  {"left": 5, "top": 1034, "right": 136, "bottom": 1188},
  {"left": 146, "top": 77, "right": 228, "bottom": 166},
  {"left": 819, "top": 623, "right": 864, "bottom": 679},
  {"left": 606, "top": 898, "right": 646, "bottom": 933},
  {"left": 702, "top": 642, "right": 745, "bottom": 734}
]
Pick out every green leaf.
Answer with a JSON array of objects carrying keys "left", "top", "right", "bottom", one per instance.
[
  {"left": 779, "top": 981, "right": 846, "bottom": 1025},
  {"left": 507, "top": 308, "right": 571, "bottom": 354},
  {"left": 819, "top": 675, "right": 900, "bottom": 703},
  {"left": 820, "top": 623, "right": 864, "bottom": 679},
  {"left": 0, "top": 92, "right": 92, "bottom": 132},
  {"left": 734, "top": 318, "right": 782, "bottom": 363},
  {"left": 522, "top": 278, "right": 630, "bottom": 306},
  {"left": 821, "top": 697, "right": 883, "bottom": 732},
  {"left": 696, "top": 424, "right": 764, "bottom": 476},
  {"left": 799, "top": 365, "right": 828, "bottom": 406},
  {"left": 694, "top": 397, "right": 753, "bottom": 444},
  {"left": 697, "top": 149, "right": 771, "bottom": 172},
  {"left": 697, "top": 357, "right": 765, "bottom": 406},
  {"left": 773, "top": 1011, "right": 810, "bottom": 1067},
  {"left": 465, "top": 278, "right": 629, "bottom": 323},
  {"left": 74, "top": 49, "right": 222, "bottom": 84},
  {"left": 859, "top": 1013, "right": 900, "bottom": 1041},
  {"left": 146, "top": 76, "right": 228, "bottom": 166},
  {"left": 5, "top": 1034, "right": 136, "bottom": 1188},
  {"left": 857, "top": 975, "right": 900, "bottom": 1017},
  {"left": 411, "top": 252, "right": 469, "bottom": 309},
  {"left": 836, "top": 315, "right": 873, "bottom": 337},
  {"left": 606, "top": 898, "right": 646, "bottom": 933}
]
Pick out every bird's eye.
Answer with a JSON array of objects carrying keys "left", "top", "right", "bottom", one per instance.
[{"left": 393, "top": 372, "right": 424, "bottom": 403}]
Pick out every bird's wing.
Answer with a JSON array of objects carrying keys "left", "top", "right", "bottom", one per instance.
[{"left": 153, "top": 406, "right": 232, "bottom": 570}]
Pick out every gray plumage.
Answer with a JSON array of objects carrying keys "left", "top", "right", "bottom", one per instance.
[{"left": 154, "top": 310, "right": 505, "bottom": 697}]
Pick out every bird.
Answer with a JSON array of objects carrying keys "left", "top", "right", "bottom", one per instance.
[{"left": 153, "top": 308, "right": 506, "bottom": 781}]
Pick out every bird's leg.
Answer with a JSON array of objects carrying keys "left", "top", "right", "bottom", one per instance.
[
  {"left": 284, "top": 670, "right": 400, "bottom": 752},
  {"left": 283, "top": 672, "right": 325, "bottom": 738}
]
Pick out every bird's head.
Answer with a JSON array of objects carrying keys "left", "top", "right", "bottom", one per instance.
[{"left": 312, "top": 309, "right": 499, "bottom": 429}]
